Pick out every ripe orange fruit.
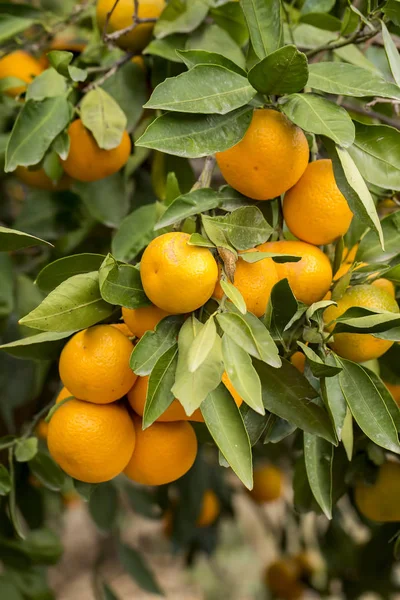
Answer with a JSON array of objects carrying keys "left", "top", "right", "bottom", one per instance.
[
  {"left": 384, "top": 381, "right": 400, "bottom": 405},
  {"left": 196, "top": 490, "right": 220, "bottom": 527},
  {"left": 111, "top": 322, "right": 134, "bottom": 337},
  {"left": 324, "top": 284, "right": 399, "bottom": 362},
  {"left": 216, "top": 109, "right": 309, "bottom": 200},
  {"left": 124, "top": 416, "right": 197, "bottom": 486},
  {"left": 48, "top": 399, "right": 135, "bottom": 483},
  {"left": 140, "top": 232, "right": 218, "bottom": 314},
  {"left": 128, "top": 371, "right": 242, "bottom": 422},
  {"left": 59, "top": 325, "right": 137, "bottom": 404},
  {"left": 258, "top": 240, "right": 332, "bottom": 305},
  {"left": 355, "top": 461, "right": 400, "bottom": 522},
  {"left": 213, "top": 252, "right": 278, "bottom": 317},
  {"left": 55, "top": 387, "right": 73, "bottom": 404},
  {"left": 342, "top": 245, "right": 359, "bottom": 263},
  {"left": 127, "top": 375, "right": 204, "bottom": 422},
  {"left": 122, "top": 305, "right": 170, "bottom": 338},
  {"left": 371, "top": 278, "right": 396, "bottom": 298},
  {"left": 36, "top": 419, "right": 49, "bottom": 440},
  {"left": 61, "top": 119, "right": 131, "bottom": 182},
  {"left": 0, "top": 51, "right": 43, "bottom": 96},
  {"left": 266, "top": 558, "right": 304, "bottom": 600},
  {"left": 249, "top": 464, "right": 284, "bottom": 503},
  {"left": 283, "top": 159, "right": 353, "bottom": 245},
  {"left": 290, "top": 351, "right": 306, "bottom": 373},
  {"left": 96, "top": 0, "right": 166, "bottom": 52},
  {"left": 15, "top": 166, "right": 70, "bottom": 191}
]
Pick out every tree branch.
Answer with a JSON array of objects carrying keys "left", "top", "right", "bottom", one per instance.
[
  {"left": 82, "top": 51, "right": 135, "bottom": 93},
  {"left": 306, "top": 26, "right": 379, "bottom": 58},
  {"left": 342, "top": 102, "right": 400, "bottom": 129},
  {"left": 103, "top": 0, "right": 157, "bottom": 44}
]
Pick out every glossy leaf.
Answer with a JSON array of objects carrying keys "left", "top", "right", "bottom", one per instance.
[
  {"left": 155, "top": 188, "right": 220, "bottom": 230},
  {"left": 201, "top": 383, "right": 253, "bottom": 489},
  {"left": 143, "top": 344, "right": 178, "bottom": 428},
  {"left": 144, "top": 34, "right": 187, "bottom": 62},
  {"left": 210, "top": 1, "right": 249, "bottom": 46},
  {"left": 19, "top": 272, "right": 113, "bottom": 332},
  {"left": 29, "top": 452, "right": 66, "bottom": 491},
  {"left": 0, "top": 331, "right": 72, "bottom": 360},
  {"left": 220, "top": 279, "right": 247, "bottom": 314},
  {"left": 73, "top": 173, "right": 129, "bottom": 228},
  {"left": 255, "top": 358, "right": 337, "bottom": 443},
  {"left": 136, "top": 107, "right": 253, "bottom": 158},
  {"left": 5, "top": 97, "right": 71, "bottom": 172},
  {"left": 15, "top": 438, "right": 38, "bottom": 463},
  {"left": 36, "top": 254, "right": 105, "bottom": 293},
  {"left": 339, "top": 358, "right": 400, "bottom": 454},
  {"left": 320, "top": 354, "right": 347, "bottom": 440},
  {"left": 102, "top": 60, "right": 147, "bottom": 131},
  {"left": 186, "top": 23, "right": 246, "bottom": 69},
  {"left": 381, "top": 21, "right": 400, "bottom": 86},
  {"left": 89, "top": 482, "right": 118, "bottom": 532},
  {"left": 154, "top": 0, "right": 209, "bottom": 38},
  {"left": 333, "top": 307, "right": 400, "bottom": 334},
  {"left": 172, "top": 317, "right": 224, "bottom": 414},
  {"left": 265, "top": 278, "right": 298, "bottom": 343},
  {"left": 188, "top": 316, "right": 217, "bottom": 372},
  {"left": 280, "top": 93, "right": 355, "bottom": 147},
  {"left": 130, "top": 316, "right": 184, "bottom": 376},
  {"left": 26, "top": 68, "right": 68, "bottom": 101},
  {"left": 297, "top": 342, "right": 342, "bottom": 377},
  {"left": 240, "top": 0, "right": 283, "bottom": 59},
  {"left": 111, "top": 204, "right": 158, "bottom": 261},
  {"left": 304, "top": 433, "right": 333, "bottom": 519},
  {"left": 177, "top": 49, "right": 246, "bottom": 76},
  {"left": 81, "top": 88, "right": 127, "bottom": 150},
  {"left": 145, "top": 65, "right": 256, "bottom": 114},
  {"left": 248, "top": 45, "right": 309, "bottom": 95},
  {"left": 362, "top": 367, "right": 400, "bottom": 432},
  {"left": 223, "top": 206, "right": 273, "bottom": 250},
  {"left": 325, "top": 139, "right": 384, "bottom": 248},
  {"left": 347, "top": 122, "right": 400, "bottom": 192},
  {"left": 356, "top": 211, "right": 400, "bottom": 264},
  {"left": 47, "top": 50, "right": 86, "bottom": 82},
  {"left": 222, "top": 334, "right": 264, "bottom": 414},
  {"left": 99, "top": 258, "right": 149, "bottom": 309}
]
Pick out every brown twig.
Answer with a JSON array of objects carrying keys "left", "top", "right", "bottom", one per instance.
[
  {"left": 306, "top": 27, "right": 379, "bottom": 59},
  {"left": 102, "top": 0, "right": 121, "bottom": 40},
  {"left": 191, "top": 155, "right": 216, "bottom": 191},
  {"left": 342, "top": 102, "right": 400, "bottom": 129},
  {"left": 366, "top": 98, "right": 400, "bottom": 108},
  {"left": 82, "top": 51, "right": 135, "bottom": 93},
  {"left": 103, "top": 0, "right": 157, "bottom": 44}
]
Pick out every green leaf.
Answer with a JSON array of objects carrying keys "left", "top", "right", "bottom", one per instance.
[
  {"left": 0, "top": 331, "right": 72, "bottom": 360},
  {"left": 320, "top": 354, "right": 347, "bottom": 439},
  {"left": 19, "top": 272, "right": 113, "bottom": 332},
  {"left": 333, "top": 307, "right": 400, "bottom": 334},
  {"left": 307, "top": 62, "right": 400, "bottom": 100},
  {"left": 154, "top": 0, "right": 209, "bottom": 38},
  {"left": 254, "top": 358, "right": 337, "bottom": 443},
  {"left": 0, "top": 9, "right": 39, "bottom": 44},
  {"left": 240, "top": 252, "right": 301, "bottom": 264},
  {"left": 304, "top": 433, "right": 333, "bottom": 519},
  {"left": 29, "top": 452, "right": 66, "bottom": 491},
  {"left": 25, "top": 68, "right": 68, "bottom": 101},
  {"left": 248, "top": 45, "right": 309, "bottom": 95},
  {"left": 0, "top": 465, "right": 11, "bottom": 496},
  {"left": 81, "top": 88, "right": 127, "bottom": 150},
  {"left": 341, "top": 408, "right": 353, "bottom": 460},
  {"left": 347, "top": 121, "right": 400, "bottom": 192},
  {"left": 111, "top": 204, "right": 158, "bottom": 261},
  {"left": 383, "top": 0, "right": 400, "bottom": 26},
  {"left": 146, "top": 65, "right": 255, "bottom": 114},
  {"left": 220, "top": 279, "right": 247, "bottom": 314},
  {"left": 356, "top": 212, "right": 400, "bottom": 264},
  {"left": 0, "top": 253, "right": 13, "bottom": 320},
  {"left": 172, "top": 317, "right": 224, "bottom": 414},
  {"left": 143, "top": 344, "right": 178, "bottom": 428},
  {"left": 301, "top": 0, "right": 335, "bottom": 14},
  {"left": 102, "top": 60, "right": 147, "bottom": 131},
  {"left": 36, "top": 254, "right": 105, "bottom": 293},
  {"left": 188, "top": 316, "right": 217, "bottom": 372},
  {"left": 74, "top": 173, "right": 130, "bottom": 228},
  {"left": 52, "top": 130, "right": 70, "bottom": 160},
  {"left": 187, "top": 23, "right": 246, "bottom": 69},
  {"left": 265, "top": 278, "right": 298, "bottom": 343},
  {"left": 130, "top": 316, "right": 184, "bottom": 376},
  {"left": 240, "top": 0, "right": 283, "bottom": 59},
  {"left": 118, "top": 542, "right": 162, "bottom": 596},
  {"left": 297, "top": 342, "right": 342, "bottom": 377},
  {"left": 201, "top": 383, "right": 253, "bottom": 489},
  {"left": 325, "top": 139, "right": 384, "bottom": 249},
  {"left": 177, "top": 49, "right": 247, "bottom": 76},
  {"left": 136, "top": 106, "right": 252, "bottom": 158},
  {"left": 144, "top": 33, "right": 188, "bottom": 62},
  {"left": 89, "top": 481, "right": 118, "bottom": 532},
  {"left": 5, "top": 97, "right": 71, "bottom": 172},
  {"left": 210, "top": 1, "right": 249, "bottom": 46},
  {"left": 155, "top": 188, "right": 220, "bottom": 230},
  {"left": 74, "top": 480, "right": 97, "bottom": 502},
  {"left": 222, "top": 334, "right": 264, "bottom": 414},
  {"left": 222, "top": 206, "right": 273, "bottom": 250},
  {"left": 102, "top": 583, "right": 119, "bottom": 600},
  {"left": 362, "top": 367, "right": 400, "bottom": 432},
  {"left": 188, "top": 233, "right": 215, "bottom": 248},
  {"left": 280, "top": 93, "right": 355, "bottom": 147},
  {"left": 339, "top": 358, "right": 400, "bottom": 454},
  {"left": 99, "top": 259, "right": 149, "bottom": 309},
  {"left": 47, "top": 50, "right": 87, "bottom": 82},
  {"left": 381, "top": 21, "right": 400, "bottom": 86},
  {"left": 300, "top": 12, "right": 341, "bottom": 31},
  {"left": 15, "top": 438, "right": 38, "bottom": 463},
  {"left": 217, "top": 311, "right": 281, "bottom": 367},
  {"left": 201, "top": 215, "right": 236, "bottom": 253}
]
